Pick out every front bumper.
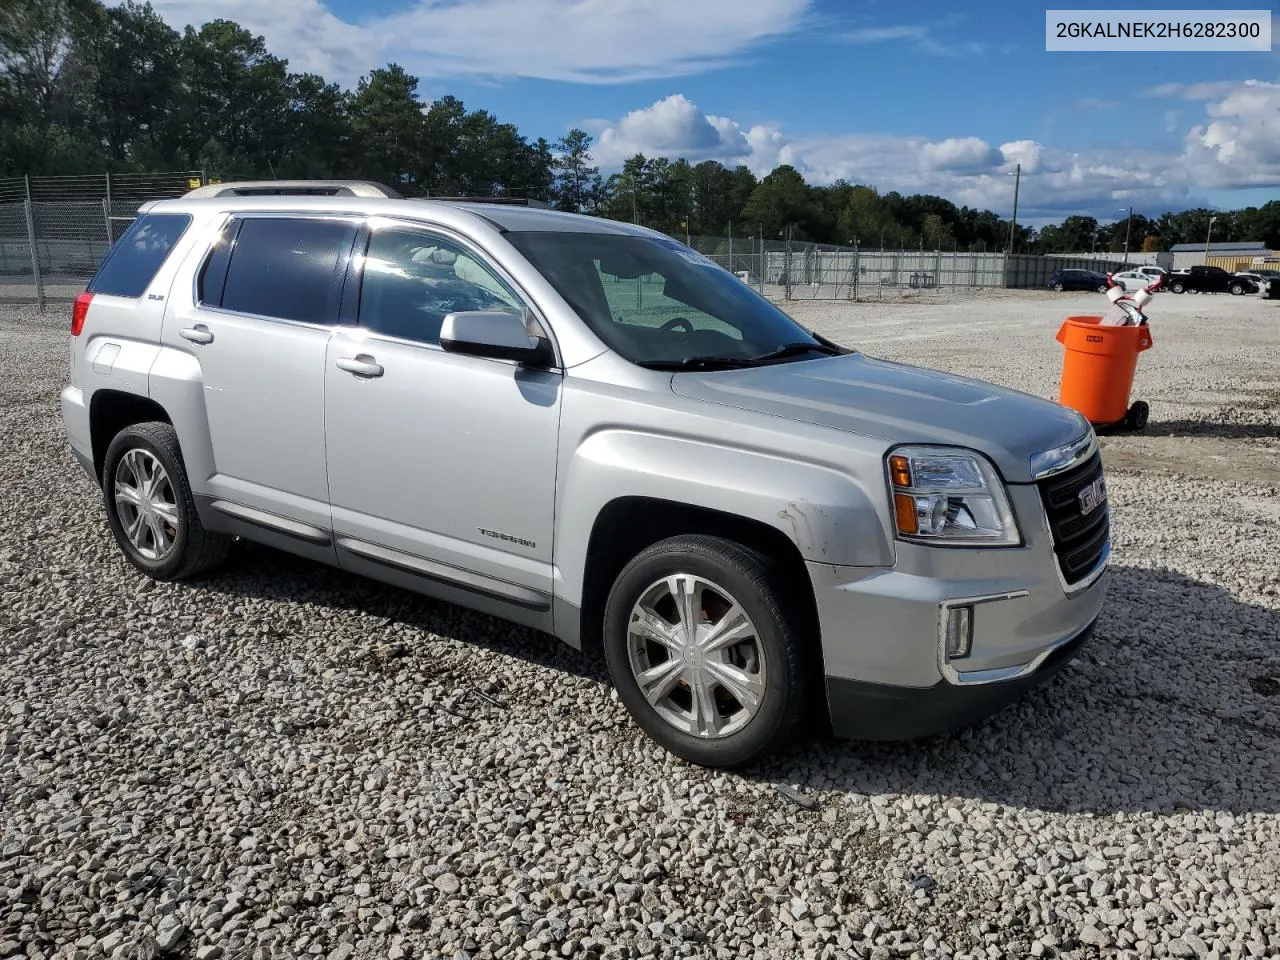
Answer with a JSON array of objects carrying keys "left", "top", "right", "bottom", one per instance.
[
  {"left": 812, "top": 481, "right": 1108, "bottom": 740},
  {"left": 825, "top": 617, "right": 1094, "bottom": 740}
]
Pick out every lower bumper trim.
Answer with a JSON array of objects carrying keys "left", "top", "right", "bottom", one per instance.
[{"left": 825, "top": 618, "right": 1095, "bottom": 741}]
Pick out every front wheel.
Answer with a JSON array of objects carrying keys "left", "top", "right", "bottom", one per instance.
[
  {"left": 101, "top": 421, "right": 231, "bottom": 580},
  {"left": 1053, "top": 282, "right": 1065, "bottom": 291},
  {"left": 1096, "top": 283, "right": 1108, "bottom": 293},
  {"left": 602, "top": 535, "right": 810, "bottom": 768}
]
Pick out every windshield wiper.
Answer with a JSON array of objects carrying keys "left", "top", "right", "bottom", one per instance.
[
  {"left": 747, "top": 341, "right": 843, "bottom": 363},
  {"left": 636, "top": 356, "right": 759, "bottom": 371},
  {"left": 637, "top": 341, "right": 844, "bottom": 372}
]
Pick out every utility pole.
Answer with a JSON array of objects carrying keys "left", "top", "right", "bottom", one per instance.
[
  {"left": 1122, "top": 205, "right": 1132, "bottom": 264},
  {"left": 1205, "top": 215, "right": 1218, "bottom": 263},
  {"left": 1006, "top": 162, "right": 1021, "bottom": 255}
]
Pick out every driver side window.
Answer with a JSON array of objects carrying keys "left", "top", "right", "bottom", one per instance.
[{"left": 357, "top": 229, "right": 525, "bottom": 346}]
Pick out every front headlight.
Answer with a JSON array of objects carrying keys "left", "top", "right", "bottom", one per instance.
[{"left": 886, "top": 445, "right": 1020, "bottom": 547}]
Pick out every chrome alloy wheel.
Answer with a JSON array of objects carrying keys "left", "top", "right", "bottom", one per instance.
[
  {"left": 112, "top": 449, "right": 180, "bottom": 561},
  {"left": 625, "top": 573, "right": 767, "bottom": 739}
]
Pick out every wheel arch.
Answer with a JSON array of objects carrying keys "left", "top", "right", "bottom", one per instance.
[
  {"left": 89, "top": 389, "right": 172, "bottom": 482},
  {"left": 573, "top": 496, "right": 822, "bottom": 672}
]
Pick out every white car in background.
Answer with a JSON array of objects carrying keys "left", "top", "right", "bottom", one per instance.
[
  {"left": 1232, "top": 272, "right": 1270, "bottom": 294},
  {"left": 1109, "top": 269, "right": 1152, "bottom": 293}
]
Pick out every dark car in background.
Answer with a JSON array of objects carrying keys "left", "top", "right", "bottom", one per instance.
[
  {"left": 1166, "top": 265, "right": 1258, "bottom": 296},
  {"left": 1047, "top": 269, "right": 1108, "bottom": 293}
]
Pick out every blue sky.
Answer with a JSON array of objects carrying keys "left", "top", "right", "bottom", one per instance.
[{"left": 123, "top": 0, "right": 1280, "bottom": 224}]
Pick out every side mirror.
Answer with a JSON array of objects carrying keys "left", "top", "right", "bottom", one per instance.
[{"left": 439, "top": 310, "right": 552, "bottom": 366}]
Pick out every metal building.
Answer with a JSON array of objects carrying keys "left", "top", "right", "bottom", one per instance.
[{"left": 1168, "top": 241, "right": 1278, "bottom": 271}]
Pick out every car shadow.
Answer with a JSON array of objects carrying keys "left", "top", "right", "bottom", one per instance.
[
  {"left": 748, "top": 564, "right": 1280, "bottom": 815},
  {"left": 193, "top": 539, "right": 605, "bottom": 684},
  {"left": 1135, "top": 419, "right": 1279, "bottom": 441}
]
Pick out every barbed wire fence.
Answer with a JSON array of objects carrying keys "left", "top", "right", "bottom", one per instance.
[{"left": 0, "top": 170, "right": 206, "bottom": 308}]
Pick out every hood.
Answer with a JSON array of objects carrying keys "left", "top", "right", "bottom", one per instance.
[{"left": 670, "top": 352, "right": 1090, "bottom": 483}]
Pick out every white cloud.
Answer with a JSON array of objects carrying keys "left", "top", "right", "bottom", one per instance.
[
  {"left": 841, "top": 14, "right": 988, "bottom": 57},
  {"left": 1181, "top": 80, "right": 1280, "bottom": 188},
  {"left": 1141, "top": 81, "right": 1242, "bottom": 101},
  {"left": 116, "top": 0, "right": 811, "bottom": 85},
  {"left": 581, "top": 87, "right": 1280, "bottom": 222},
  {"left": 919, "top": 137, "right": 1000, "bottom": 172},
  {"left": 999, "top": 140, "right": 1042, "bottom": 175}
]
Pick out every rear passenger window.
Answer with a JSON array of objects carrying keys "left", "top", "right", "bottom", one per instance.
[
  {"left": 217, "top": 217, "right": 356, "bottom": 323},
  {"left": 88, "top": 213, "right": 191, "bottom": 298}
]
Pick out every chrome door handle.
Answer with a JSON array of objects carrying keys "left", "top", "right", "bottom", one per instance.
[
  {"left": 179, "top": 324, "right": 214, "bottom": 344},
  {"left": 336, "top": 355, "right": 383, "bottom": 378}
]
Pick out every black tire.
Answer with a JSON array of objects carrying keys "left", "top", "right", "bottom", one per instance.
[
  {"left": 1125, "top": 401, "right": 1150, "bottom": 431},
  {"left": 602, "top": 535, "right": 811, "bottom": 768},
  {"left": 1096, "top": 283, "right": 1108, "bottom": 293},
  {"left": 1229, "top": 283, "right": 1245, "bottom": 296},
  {"left": 1170, "top": 281, "right": 1185, "bottom": 294},
  {"left": 1053, "top": 283, "right": 1065, "bottom": 291},
  {"left": 101, "top": 421, "right": 231, "bottom": 580}
]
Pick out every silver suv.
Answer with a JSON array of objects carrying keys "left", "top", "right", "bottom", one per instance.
[{"left": 60, "top": 181, "right": 1110, "bottom": 768}]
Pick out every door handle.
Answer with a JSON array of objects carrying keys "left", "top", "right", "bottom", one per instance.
[
  {"left": 179, "top": 324, "right": 214, "bottom": 345},
  {"left": 336, "top": 355, "right": 384, "bottom": 378}
]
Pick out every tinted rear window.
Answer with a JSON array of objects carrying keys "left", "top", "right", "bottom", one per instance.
[
  {"left": 218, "top": 217, "right": 356, "bottom": 323},
  {"left": 88, "top": 213, "right": 191, "bottom": 298}
]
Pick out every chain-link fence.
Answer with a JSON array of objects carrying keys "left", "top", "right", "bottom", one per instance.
[
  {"left": 2, "top": 173, "right": 1136, "bottom": 310},
  {"left": 0, "top": 170, "right": 206, "bottom": 307},
  {"left": 685, "top": 234, "right": 1131, "bottom": 300}
]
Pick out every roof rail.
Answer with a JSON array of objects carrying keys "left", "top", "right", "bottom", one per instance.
[
  {"left": 416, "top": 196, "right": 551, "bottom": 209},
  {"left": 183, "top": 179, "right": 404, "bottom": 199}
]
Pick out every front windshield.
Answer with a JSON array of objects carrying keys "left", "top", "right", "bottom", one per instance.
[{"left": 504, "top": 230, "right": 827, "bottom": 367}]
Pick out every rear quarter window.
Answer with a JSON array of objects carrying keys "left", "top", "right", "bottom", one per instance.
[{"left": 88, "top": 213, "right": 192, "bottom": 298}]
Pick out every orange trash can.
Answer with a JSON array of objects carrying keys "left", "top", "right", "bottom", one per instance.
[{"left": 1055, "top": 314, "right": 1152, "bottom": 431}]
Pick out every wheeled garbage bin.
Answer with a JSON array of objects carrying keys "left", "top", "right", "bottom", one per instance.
[{"left": 1054, "top": 314, "right": 1152, "bottom": 432}]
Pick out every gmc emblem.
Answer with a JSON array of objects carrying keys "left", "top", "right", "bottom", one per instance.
[{"left": 1078, "top": 475, "right": 1107, "bottom": 516}]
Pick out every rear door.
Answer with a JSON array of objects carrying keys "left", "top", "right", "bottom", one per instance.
[{"left": 157, "top": 213, "right": 359, "bottom": 552}]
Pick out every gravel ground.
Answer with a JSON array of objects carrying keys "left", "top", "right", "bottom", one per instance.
[{"left": 1, "top": 290, "right": 1278, "bottom": 960}]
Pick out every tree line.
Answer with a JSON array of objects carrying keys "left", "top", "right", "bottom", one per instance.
[{"left": 4, "top": 0, "right": 1279, "bottom": 253}]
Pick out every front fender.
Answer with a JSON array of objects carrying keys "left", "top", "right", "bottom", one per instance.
[{"left": 554, "top": 427, "right": 895, "bottom": 607}]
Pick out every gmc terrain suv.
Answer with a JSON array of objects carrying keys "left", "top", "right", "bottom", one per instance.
[{"left": 61, "top": 180, "right": 1110, "bottom": 767}]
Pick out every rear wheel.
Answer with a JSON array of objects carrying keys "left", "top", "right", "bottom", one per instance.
[
  {"left": 1096, "top": 283, "right": 1108, "bottom": 293},
  {"left": 1053, "top": 282, "right": 1065, "bottom": 291},
  {"left": 1229, "top": 283, "right": 1245, "bottom": 296},
  {"left": 101, "top": 421, "right": 231, "bottom": 580},
  {"left": 602, "top": 535, "right": 809, "bottom": 768},
  {"left": 1170, "top": 281, "right": 1186, "bottom": 294}
]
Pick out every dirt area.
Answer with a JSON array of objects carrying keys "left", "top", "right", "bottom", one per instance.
[{"left": 787, "top": 288, "right": 1280, "bottom": 488}]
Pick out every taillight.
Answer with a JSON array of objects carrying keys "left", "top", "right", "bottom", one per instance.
[{"left": 71, "top": 292, "right": 93, "bottom": 336}]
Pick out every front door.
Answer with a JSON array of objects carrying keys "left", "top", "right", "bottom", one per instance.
[{"left": 322, "top": 223, "right": 563, "bottom": 621}]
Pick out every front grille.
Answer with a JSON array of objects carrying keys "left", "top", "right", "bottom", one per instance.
[{"left": 1036, "top": 451, "right": 1109, "bottom": 586}]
